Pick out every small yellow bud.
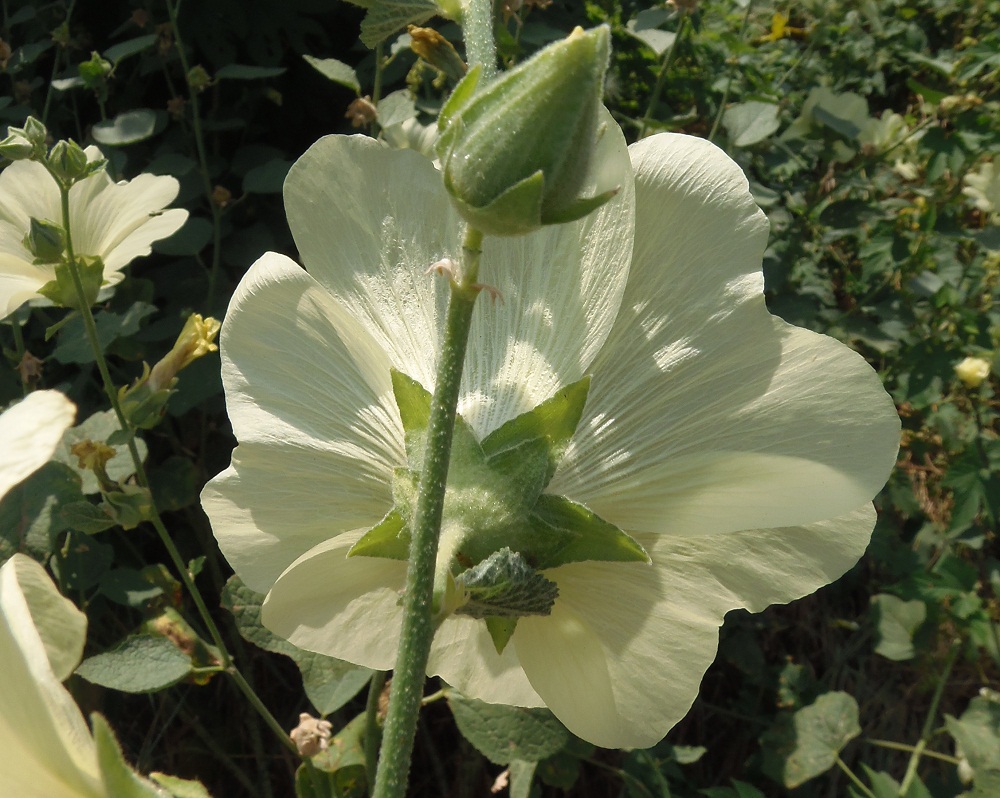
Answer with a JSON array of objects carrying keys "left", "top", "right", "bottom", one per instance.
[
  {"left": 148, "top": 314, "right": 221, "bottom": 392},
  {"left": 954, "top": 356, "right": 991, "bottom": 389},
  {"left": 70, "top": 440, "right": 117, "bottom": 485}
]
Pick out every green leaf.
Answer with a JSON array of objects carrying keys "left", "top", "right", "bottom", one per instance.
[
  {"left": 153, "top": 216, "right": 213, "bottom": 256},
  {"left": 303, "top": 56, "right": 360, "bottom": 93},
  {"left": 946, "top": 692, "right": 1000, "bottom": 778},
  {"left": 52, "top": 302, "right": 157, "bottom": 364},
  {"left": 98, "top": 568, "right": 165, "bottom": 608},
  {"left": 624, "top": 8, "right": 676, "bottom": 55},
  {"left": 52, "top": 530, "right": 115, "bottom": 591},
  {"left": 77, "top": 634, "right": 193, "bottom": 693},
  {"left": 448, "top": 691, "right": 569, "bottom": 764},
  {"left": 509, "top": 760, "right": 537, "bottom": 798},
  {"left": 150, "top": 773, "right": 214, "bottom": 798},
  {"left": 104, "top": 34, "right": 159, "bottom": 63},
  {"left": 243, "top": 159, "right": 293, "bottom": 194},
  {"left": 92, "top": 714, "right": 164, "bottom": 798},
  {"left": 60, "top": 500, "right": 116, "bottom": 533},
  {"left": 0, "top": 462, "right": 84, "bottom": 561},
  {"left": 349, "top": 510, "right": 409, "bottom": 560},
  {"left": 723, "top": 102, "right": 781, "bottom": 147},
  {"left": 359, "top": 0, "right": 439, "bottom": 48},
  {"left": 456, "top": 547, "right": 559, "bottom": 619},
  {"left": 870, "top": 594, "right": 926, "bottom": 661},
  {"left": 92, "top": 109, "right": 163, "bottom": 146},
  {"left": 760, "top": 692, "right": 861, "bottom": 788},
  {"left": 215, "top": 64, "right": 286, "bottom": 80},
  {"left": 54, "top": 408, "right": 148, "bottom": 493},
  {"left": 221, "top": 576, "right": 372, "bottom": 715}
]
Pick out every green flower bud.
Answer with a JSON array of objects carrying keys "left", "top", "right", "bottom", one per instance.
[
  {"left": 23, "top": 217, "right": 66, "bottom": 263},
  {"left": 436, "top": 25, "right": 618, "bottom": 237},
  {"left": 1, "top": 117, "right": 48, "bottom": 161},
  {"left": 0, "top": 133, "right": 36, "bottom": 161},
  {"left": 23, "top": 116, "right": 48, "bottom": 147},
  {"left": 47, "top": 139, "right": 90, "bottom": 183}
]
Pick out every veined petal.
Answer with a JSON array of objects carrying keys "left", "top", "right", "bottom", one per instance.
[
  {"left": 0, "top": 555, "right": 103, "bottom": 798},
  {"left": 263, "top": 531, "right": 542, "bottom": 707},
  {"left": 0, "top": 159, "right": 62, "bottom": 232},
  {"left": 514, "top": 505, "right": 876, "bottom": 748},
  {"left": 283, "top": 132, "right": 634, "bottom": 438},
  {"left": 201, "top": 253, "right": 402, "bottom": 591},
  {"left": 0, "top": 390, "right": 76, "bottom": 501},
  {"left": 550, "top": 133, "right": 899, "bottom": 535}
]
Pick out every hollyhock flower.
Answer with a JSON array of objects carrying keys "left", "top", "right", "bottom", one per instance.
[
  {"left": 963, "top": 160, "right": 1000, "bottom": 218},
  {"left": 201, "top": 128, "right": 900, "bottom": 748},
  {"left": 954, "top": 356, "right": 991, "bottom": 389},
  {"left": 0, "top": 146, "right": 187, "bottom": 319},
  {"left": 0, "top": 389, "right": 76, "bottom": 499}
]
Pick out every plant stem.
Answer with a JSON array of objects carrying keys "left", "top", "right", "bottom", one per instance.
[
  {"left": 371, "top": 226, "right": 484, "bottom": 798},
  {"left": 55, "top": 178, "right": 298, "bottom": 758},
  {"left": 899, "top": 641, "right": 960, "bottom": 795},
  {"left": 164, "top": 0, "right": 224, "bottom": 309},
  {"left": 638, "top": 12, "right": 690, "bottom": 139},
  {"left": 365, "top": 670, "right": 387, "bottom": 796},
  {"left": 460, "top": 0, "right": 497, "bottom": 81},
  {"left": 835, "top": 755, "right": 876, "bottom": 798},
  {"left": 708, "top": 0, "right": 754, "bottom": 142},
  {"left": 866, "top": 738, "right": 962, "bottom": 766}
]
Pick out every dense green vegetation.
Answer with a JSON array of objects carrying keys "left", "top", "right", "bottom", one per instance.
[{"left": 1, "top": 1, "right": 998, "bottom": 796}]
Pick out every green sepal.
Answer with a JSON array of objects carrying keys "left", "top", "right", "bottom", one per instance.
[
  {"left": 47, "top": 139, "right": 90, "bottom": 184},
  {"left": 482, "top": 376, "right": 590, "bottom": 484},
  {"left": 543, "top": 186, "right": 621, "bottom": 226},
  {"left": 24, "top": 217, "right": 66, "bottom": 263},
  {"left": 528, "top": 494, "right": 649, "bottom": 569},
  {"left": 92, "top": 713, "right": 164, "bottom": 798},
  {"left": 443, "top": 169, "right": 546, "bottom": 238},
  {"left": 390, "top": 369, "right": 432, "bottom": 464},
  {"left": 348, "top": 509, "right": 409, "bottom": 560},
  {"left": 437, "top": 64, "right": 481, "bottom": 129},
  {"left": 36, "top": 256, "right": 105, "bottom": 310},
  {"left": 455, "top": 547, "right": 558, "bottom": 619},
  {"left": 119, "top": 382, "right": 175, "bottom": 430},
  {"left": 485, "top": 617, "right": 518, "bottom": 655},
  {"left": 103, "top": 485, "right": 156, "bottom": 530}
]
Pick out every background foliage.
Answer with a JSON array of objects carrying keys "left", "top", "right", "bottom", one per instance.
[{"left": 1, "top": 0, "right": 999, "bottom": 796}]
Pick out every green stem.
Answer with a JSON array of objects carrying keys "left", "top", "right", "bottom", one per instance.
[
  {"left": 708, "top": 0, "right": 754, "bottom": 143},
  {"left": 54, "top": 179, "right": 297, "bottom": 759},
  {"left": 835, "top": 755, "right": 876, "bottom": 798},
  {"left": 41, "top": 0, "right": 77, "bottom": 125},
  {"left": 866, "top": 738, "right": 962, "bottom": 766},
  {"left": 164, "top": 0, "right": 224, "bottom": 309},
  {"left": 9, "top": 313, "right": 27, "bottom": 396},
  {"left": 365, "top": 671, "right": 388, "bottom": 796},
  {"left": 969, "top": 392, "right": 1000, "bottom": 527},
  {"left": 638, "top": 12, "right": 690, "bottom": 139},
  {"left": 460, "top": 0, "right": 497, "bottom": 80},
  {"left": 371, "top": 226, "right": 484, "bottom": 798},
  {"left": 899, "top": 641, "right": 960, "bottom": 795}
]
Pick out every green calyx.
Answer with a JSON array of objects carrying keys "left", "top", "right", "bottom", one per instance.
[
  {"left": 435, "top": 26, "right": 617, "bottom": 236},
  {"left": 350, "top": 369, "right": 649, "bottom": 652}
]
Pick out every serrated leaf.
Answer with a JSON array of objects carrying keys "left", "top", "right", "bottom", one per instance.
[
  {"left": 760, "top": 692, "right": 861, "bottom": 788},
  {"left": 870, "top": 594, "right": 926, "bottom": 661},
  {"left": 221, "top": 576, "right": 372, "bottom": 714},
  {"left": 359, "top": 0, "right": 439, "bottom": 48},
  {"left": 456, "top": 547, "right": 558, "bottom": 619},
  {"left": 448, "top": 691, "right": 569, "bottom": 764},
  {"left": 303, "top": 56, "right": 360, "bottom": 93},
  {"left": 77, "top": 634, "right": 192, "bottom": 693}
]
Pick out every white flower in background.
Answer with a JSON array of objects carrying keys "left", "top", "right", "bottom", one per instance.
[
  {"left": 954, "top": 356, "right": 992, "bottom": 389},
  {"left": 963, "top": 160, "right": 1000, "bottom": 217},
  {"left": 0, "top": 389, "right": 75, "bottom": 499},
  {"left": 201, "top": 129, "right": 900, "bottom": 748},
  {"left": 0, "top": 146, "right": 187, "bottom": 319}
]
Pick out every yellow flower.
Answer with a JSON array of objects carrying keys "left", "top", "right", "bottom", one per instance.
[{"left": 954, "top": 356, "right": 991, "bottom": 389}]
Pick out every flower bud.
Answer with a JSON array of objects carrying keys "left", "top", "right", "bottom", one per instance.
[
  {"left": 147, "top": 313, "right": 221, "bottom": 392},
  {"left": 0, "top": 133, "right": 36, "bottom": 161},
  {"left": 23, "top": 217, "right": 66, "bottom": 263},
  {"left": 436, "top": 25, "right": 618, "bottom": 236},
  {"left": 47, "top": 139, "right": 90, "bottom": 183},
  {"left": 954, "top": 356, "right": 991, "bottom": 389}
]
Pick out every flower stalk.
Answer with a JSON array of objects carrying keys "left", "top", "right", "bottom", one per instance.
[
  {"left": 372, "top": 226, "right": 484, "bottom": 798},
  {"left": 54, "top": 177, "right": 298, "bottom": 759}
]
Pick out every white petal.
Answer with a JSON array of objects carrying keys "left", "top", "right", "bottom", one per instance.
[
  {"left": 550, "top": 133, "right": 899, "bottom": 535},
  {"left": 0, "top": 390, "right": 76, "bottom": 501},
  {"left": 264, "top": 531, "right": 542, "bottom": 707},
  {"left": 201, "top": 253, "right": 403, "bottom": 591},
  {"left": 283, "top": 133, "right": 634, "bottom": 438},
  {"left": 0, "top": 555, "right": 102, "bottom": 797},
  {"left": 0, "top": 255, "right": 55, "bottom": 319},
  {"left": 515, "top": 505, "right": 876, "bottom": 748}
]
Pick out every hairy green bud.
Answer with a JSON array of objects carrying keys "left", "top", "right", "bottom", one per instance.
[
  {"left": 24, "top": 218, "right": 66, "bottom": 263},
  {"left": 47, "top": 139, "right": 91, "bottom": 183},
  {"left": 436, "top": 26, "right": 618, "bottom": 237}
]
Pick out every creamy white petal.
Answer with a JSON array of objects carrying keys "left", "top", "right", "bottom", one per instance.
[
  {"left": 264, "top": 531, "right": 542, "bottom": 707},
  {"left": 0, "top": 555, "right": 103, "bottom": 797},
  {"left": 515, "top": 505, "right": 876, "bottom": 748},
  {"left": 550, "top": 133, "right": 899, "bottom": 535},
  {"left": 0, "top": 390, "right": 76, "bottom": 501},
  {"left": 201, "top": 253, "right": 403, "bottom": 591},
  {"left": 282, "top": 132, "right": 634, "bottom": 438}
]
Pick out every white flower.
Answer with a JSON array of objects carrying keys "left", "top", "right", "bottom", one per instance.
[
  {"left": 0, "top": 389, "right": 76, "bottom": 500},
  {"left": 201, "top": 129, "right": 900, "bottom": 748},
  {"left": 0, "top": 146, "right": 187, "bottom": 319},
  {"left": 954, "top": 356, "right": 991, "bottom": 389},
  {"left": 963, "top": 160, "right": 1000, "bottom": 216}
]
